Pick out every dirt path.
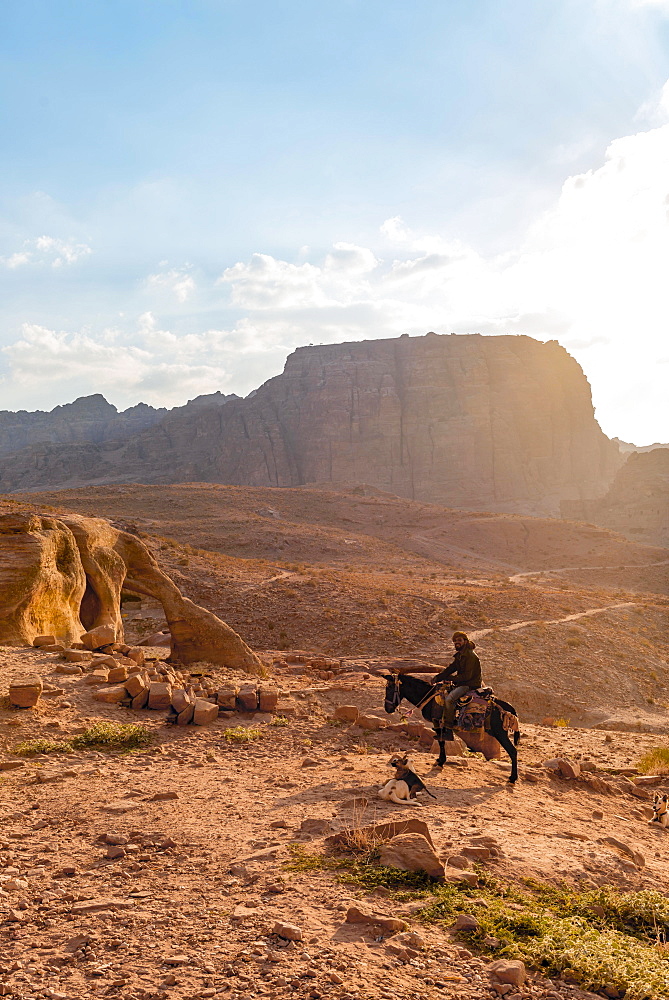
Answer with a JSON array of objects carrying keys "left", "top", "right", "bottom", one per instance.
[
  {"left": 508, "top": 559, "right": 669, "bottom": 584},
  {"left": 470, "top": 601, "right": 637, "bottom": 640}
]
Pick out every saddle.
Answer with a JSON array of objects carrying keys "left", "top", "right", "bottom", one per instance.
[{"left": 454, "top": 687, "right": 493, "bottom": 733}]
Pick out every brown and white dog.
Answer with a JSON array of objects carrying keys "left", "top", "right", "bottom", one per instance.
[
  {"left": 650, "top": 792, "right": 669, "bottom": 828},
  {"left": 378, "top": 753, "right": 437, "bottom": 807}
]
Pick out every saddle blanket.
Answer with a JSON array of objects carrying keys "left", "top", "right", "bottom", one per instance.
[{"left": 455, "top": 691, "right": 491, "bottom": 734}]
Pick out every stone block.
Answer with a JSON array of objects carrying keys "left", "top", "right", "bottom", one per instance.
[
  {"left": 237, "top": 683, "right": 258, "bottom": 712},
  {"left": 90, "top": 655, "right": 118, "bottom": 669},
  {"left": 193, "top": 699, "right": 219, "bottom": 725},
  {"left": 55, "top": 663, "right": 83, "bottom": 676},
  {"left": 93, "top": 684, "right": 129, "bottom": 704},
  {"left": 41, "top": 643, "right": 66, "bottom": 653},
  {"left": 148, "top": 682, "right": 172, "bottom": 710},
  {"left": 258, "top": 685, "right": 278, "bottom": 712},
  {"left": 85, "top": 670, "right": 109, "bottom": 685},
  {"left": 131, "top": 690, "right": 149, "bottom": 710},
  {"left": 124, "top": 673, "right": 148, "bottom": 698},
  {"left": 80, "top": 625, "right": 116, "bottom": 651},
  {"left": 62, "top": 649, "right": 87, "bottom": 663},
  {"left": 107, "top": 666, "right": 128, "bottom": 684},
  {"left": 171, "top": 688, "right": 194, "bottom": 714},
  {"left": 177, "top": 704, "right": 195, "bottom": 725},
  {"left": 216, "top": 684, "right": 237, "bottom": 709},
  {"left": 9, "top": 675, "right": 43, "bottom": 708},
  {"left": 334, "top": 705, "right": 359, "bottom": 722},
  {"left": 126, "top": 647, "right": 145, "bottom": 666},
  {"left": 357, "top": 714, "right": 385, "bottom": 730},
  {"left": 33, "top": 634, "right": 56, "bottom": 648}
]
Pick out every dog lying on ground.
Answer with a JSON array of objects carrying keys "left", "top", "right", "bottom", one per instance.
[
  {"left": 378, "top": 753, "right": 437, "bottom": 806},
  {"left": 650, "top": 792, "right": 669, "bottom": 827}
]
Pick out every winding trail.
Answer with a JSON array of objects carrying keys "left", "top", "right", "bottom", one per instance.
[
  {"left": 509, "top": 558, "right": 669, "bottom": 584},
  {"left": 470, "top": 601, "right": 638, "bottom": 641}
]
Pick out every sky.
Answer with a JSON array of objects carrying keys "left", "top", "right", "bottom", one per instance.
[{"left": 1, "top": 0, "right": 668, "bottom": 445}]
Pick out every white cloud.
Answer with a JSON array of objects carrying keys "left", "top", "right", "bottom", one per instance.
[
  {"left": 146, "top": 265, "right": 196, "bottom": 302},
  {"left": 0, "top": 235, "right": 92, "bottom": 269}
]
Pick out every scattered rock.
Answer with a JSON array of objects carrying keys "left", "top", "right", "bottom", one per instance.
[
  {"left": 80, "top": 625, "right": 116, "bottom": 651},
  {"left": 93, "top": 684, "right": 129, "bottom": 704},
  {"left": 451, "top": 913, "right": 479, "bottom": 932},
  {"left": 334, "top": 705, "right": 359, "bottom": 722},
  {"left": 272, "top": 920, "right": 303, "bottom": 941},
  {"left": 356, "top": 714, "right": 386, "bottom": 730},
  {"left": 488, "top": 959, "right": 526, "bottom": 987},
  {"left": 379, "top": 833, "right": 445, "bottom": 879},
  {"left": 193, "top": 699, "right": 219, "bottom": 725},
  {"left": 345, "top": 905, "right": 407, "bottom": 934},
  {"left": 9, "top": 675, "right": 43, "bottom": 708},
  {"left": 148, "top": 681, "right": 172, "bottom": 710}
]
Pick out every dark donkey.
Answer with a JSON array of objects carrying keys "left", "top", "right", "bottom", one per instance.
[{"left": 383, "top": 673, "right": 520, "bottom": 783}]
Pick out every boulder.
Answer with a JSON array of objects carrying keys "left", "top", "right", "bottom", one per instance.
[
  {"left": 81, "top": 624, "right": 116, "bottom": 651},
  {"left": 9, "top": 675, "right": 43, "bottom": 708},
  {"left": 126, "top": 647, "right": 145, "bottom": 666},
  {"left": 544, "top": 757, "right": 581, "bottom": 780},
  {"left": 148, "top": 682, "right": 172, "bottom": 710},
  {"left": 193, "top": 699, "right": 219, "bottom": 726},
  {"left": 378, "top": 833, "right": 445, "bottom": 879}
]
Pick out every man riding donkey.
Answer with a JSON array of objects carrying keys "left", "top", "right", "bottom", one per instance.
[{"left": 433, "top": 631, "right": 482, "bottom": 729}]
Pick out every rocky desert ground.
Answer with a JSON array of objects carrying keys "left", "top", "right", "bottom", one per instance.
[{"left": 1, "top": 484, "right": 669, "bottom": 1000}]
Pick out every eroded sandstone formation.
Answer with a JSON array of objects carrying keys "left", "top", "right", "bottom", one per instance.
[
  {"left": 0, "top": 334, "right": 622, "bottom": 514},
  {"left": 0, "top": 511, "right": 262, "bottom": 673}
]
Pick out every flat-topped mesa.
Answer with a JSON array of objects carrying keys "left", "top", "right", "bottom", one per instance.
[
  {"left": 207, "top": 333, "right": 622, "bottom": 515},
  {"left": 0, "top": 333, "right": 623, "bottom": 514},
  {"left": 0, "top": 511, "right": 263, "bottom": 674}
]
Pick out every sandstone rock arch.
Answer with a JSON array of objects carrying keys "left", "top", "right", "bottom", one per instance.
[{"left": 0, "top": 511, "right": 263, "bottom": 674}]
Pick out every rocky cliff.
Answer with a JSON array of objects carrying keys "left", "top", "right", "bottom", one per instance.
[
  {"left": 563, "top": 448, "right": 669, "bottom": 546},
  {"left": 0, "top": 393, "right": 166, "bottom": 455},
  {"left": 0, "top": 333, "right": 623, "bottom": 515}
]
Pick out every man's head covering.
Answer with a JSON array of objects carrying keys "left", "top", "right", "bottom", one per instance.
[{"left": 452, "top": 630, "right": 476, "bottom": 649}]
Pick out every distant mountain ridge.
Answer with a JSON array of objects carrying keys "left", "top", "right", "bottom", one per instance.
[{"left": 0, "top": 333, "right": 623, "bottom": 516}]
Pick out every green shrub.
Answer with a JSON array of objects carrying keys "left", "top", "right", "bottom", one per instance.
[{"left": 71, "top": 722, "right": 152, "bottom": 751}]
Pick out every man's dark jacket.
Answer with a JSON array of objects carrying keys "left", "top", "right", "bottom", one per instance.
[{"left": 435, "top": 646, "right": 482, "bottom": 690}]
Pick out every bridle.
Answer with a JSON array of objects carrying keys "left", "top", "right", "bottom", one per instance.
[{"left": 385, "top": 672, "right": 445, "bottom": 716}]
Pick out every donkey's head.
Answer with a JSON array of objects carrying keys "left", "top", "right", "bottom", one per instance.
[{"left": 383, "top": 672, "right": 402, "bottom": 714}]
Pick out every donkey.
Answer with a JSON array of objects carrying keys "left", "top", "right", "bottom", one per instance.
[{"left": 383, "top": 672, "right": 520, "bottom": 783}]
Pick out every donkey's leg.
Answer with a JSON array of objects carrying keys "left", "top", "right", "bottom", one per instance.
[
  {"left": 435, "top": 731, "right": 447, "bottom": 767},
  {"left": 490, "top": 717, "right": 518, "bottom": 783}
]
